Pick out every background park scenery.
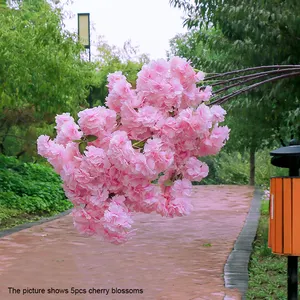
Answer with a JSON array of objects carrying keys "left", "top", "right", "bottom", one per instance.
[{"left": 0, "top": 0, "right": 300, "bottom": 299}]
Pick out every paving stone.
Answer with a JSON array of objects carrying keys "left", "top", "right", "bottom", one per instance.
[
  {"left": 223, "top": 188, "right": 262, "bottom": 300},
  {"left": 0, "top": 186, "right": 255, "bottom": 300}
]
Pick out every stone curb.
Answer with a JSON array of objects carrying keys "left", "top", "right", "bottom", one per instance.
[
  {"left": 0, "top": 209, "right": 72, "bottom": 238},
  {"left": 224, "top": 187, "right": 263, "bottom": 300}
]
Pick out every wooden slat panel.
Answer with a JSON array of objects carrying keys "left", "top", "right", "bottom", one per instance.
[
  {"left": 268, "top": 178, "right": 275, "bottom": 248},
  {"left": 274, "top": 178, "right": 283, "bottom": 254},
  {"left": 283, "top": 178, "right": 292, "bottom": 254},
  {"left": 292, "top": 178, "right": 300, "bottom": 254}
]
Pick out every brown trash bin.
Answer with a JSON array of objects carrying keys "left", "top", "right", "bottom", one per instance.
[{"left": 268, "top": 177, "right": 300, "bottom": 255}]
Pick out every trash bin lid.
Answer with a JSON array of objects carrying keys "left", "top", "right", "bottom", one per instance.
[
  {"left": 270, "top": 145, "right": 300, "bottom": 157},
  {"left": 270, "top": 145, "right": 300, "bottom": 169}
]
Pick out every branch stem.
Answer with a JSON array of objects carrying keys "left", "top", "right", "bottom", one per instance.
[
  {"left": 212, "top": 68, "right": 300, "bottom": 95},
  {"left": 204, "top": 65, "right": 300, "bottom": 81},
  {"left": 208, "top": 71, "right": 300, "bottom": 106}
]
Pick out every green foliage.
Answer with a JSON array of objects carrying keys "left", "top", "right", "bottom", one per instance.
[
  {"left": 196, "top": 149, "right": 288, "bottom": 186},
  {"left": 169, "top": 0, "right": 300, "bottom": 143},
  {"left": 215, "top": 151, "right": 249, "bottom": 185},
  {"left": 91, "top": 37, "right": 150, "bottom": 107},
  {"left": 0, "top": 0, "right": 97, "bottom": 158},
  {"left": 0, "top": 155, "right": 72, "bottom": 216},
  {"left": 169, "top": 28, "right": 297, "bottom": 154},
  {"left": 0, "top": 206, "right": 20, "bottom": 223},
  {"left": 0, "top": 0, "right": 94, "bottom": 114},
  {"left": 169, "top": 1, "right": 300, "bottom": 185}
]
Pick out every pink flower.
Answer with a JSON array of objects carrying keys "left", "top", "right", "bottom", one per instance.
[
  {"left": 196, "top": 125, "right": 230, "bottom": 156},
  {"left": 132, "top": 152, "right": 157, "bottom": 179},
  {"left": 137, "top": 106, "right": 164, "bottom": 128},
  {"left": 263, "top": 189, "right": 270, "bottom": 201},
  {"left": 89, "top": 186, "right": 109, "bottom": 207},
  {"left": 167, "top": 196, "right": 193, "bottom": 217},
  {"left": 144, "top": 138, "right": 174, "bottom": 172},
  {"left": 103, "top": 200, "right": 132, "bottom": 229},
  {"left": 107, "top": 71, "right": 127, "bottom": 91},
  {"left": 210, "top": 105, "right": 227, "bottom": 123},
  {"left": 182, "top": 157, "right": 209, "bottom": 182},
  {"left": 195, "top": 71, "right": 205, "bottom": 81},
  {"left": 72, "top": 205, "right": 105, "bottom": 236},
  {"left": 196, "top": 86, "right": 212, "bottom": 103},
  {"left": 78, "top": 106, "right": 116, "bottom": 137},
  {"left": 106, "top": 72, "right": 138, "bottom": 112},
  {"left": 54, "top": 116, "right": 82, "bottom": 146},
  {"left": 170, "top": 179, "right": 193, "bottom": 199},
  {"left": 107, "top": 131, "right": 136, "bottom": 171},
  {"left": 37, "top": 135, "right": 66, "bottom": 173},
  {"left": 83, "top": 146, "right": 111, "bottom": 176},
  {"left": 101, "top": 200, "right": 134, "bottom": 244}
]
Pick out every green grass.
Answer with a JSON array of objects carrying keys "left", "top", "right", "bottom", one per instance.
[
  {"left": 0, "top": 207, "right": 43, "bottom": 230},
  {"left": 246, "top": 200, "right": 300, "bottom": 299}
]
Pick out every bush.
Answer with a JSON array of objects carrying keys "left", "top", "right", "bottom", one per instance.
[
  {"left": 215, "top": 151, "right": 249, "bottom": 185},
  {"left": 195, "top": 149, "right": 288, "bottom": 186},
  {"left": 195, "top": 151, "right": 249, "bottom": 185},
  {"left": 0, "top": 155, "right": 72, "bottom": 216}
]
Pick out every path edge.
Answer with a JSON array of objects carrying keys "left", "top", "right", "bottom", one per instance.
[
  {"left": 0, "top": 209, "right": 72, "bottom": 238},
  {"left": 223, "top": 187, "right": 263, "bottom": 300}
]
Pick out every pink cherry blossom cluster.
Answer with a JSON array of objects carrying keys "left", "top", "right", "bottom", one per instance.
[{"left": 37, "top": 57, "right": 229, "bottom": 244}]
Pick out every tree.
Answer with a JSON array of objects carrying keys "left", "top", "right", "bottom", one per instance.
[
  {"left": 169, "top": 1, "right": 300, "bottom": 184},
  {"left": 90, "top": 36, "right": 150, "bottom": 107},
  {"left": 0, "top": 0, "right": 96, "bottom": 158}
]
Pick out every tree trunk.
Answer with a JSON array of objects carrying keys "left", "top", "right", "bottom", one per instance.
[
  {"left": 0, "top": 143, "right": 4, "bottom": 154},
  {"left": 249, "top": 148, "right": 255, "bottom": 186}
]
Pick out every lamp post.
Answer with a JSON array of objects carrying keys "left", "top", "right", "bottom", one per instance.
[{"left": 78, "top": 13, "right": 93, "bottom": 108}]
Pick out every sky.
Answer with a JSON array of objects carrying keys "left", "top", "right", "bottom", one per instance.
[{"left": 63, "top": 0, "right": 187, "bottom": 60}]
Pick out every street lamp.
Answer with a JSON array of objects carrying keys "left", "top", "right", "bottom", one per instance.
[
  {"left": 78, "top": 13, "right": 91, "bottom": 60},
  {"left": 78, "top": 13, "right": 92, "bottom": 108}
]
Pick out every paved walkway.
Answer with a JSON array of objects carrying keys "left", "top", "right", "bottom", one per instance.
[{"left": 0, "top": 185, "right": 254, "bottom": 300}]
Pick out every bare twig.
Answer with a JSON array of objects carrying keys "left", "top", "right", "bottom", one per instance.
[
  {"left": 208, "top": 71, "right": 300, "bottom": 106},
  {"left": 209, "top": 68, "right": 300, "bottom": 88},
  {"left": 204, "top": 65, "right": 300, "bottom": 81},
  {"left": 212, "top": 68, "right": 300, "bottom": 95}
]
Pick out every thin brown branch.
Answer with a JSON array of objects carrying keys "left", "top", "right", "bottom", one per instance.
[
  {"left": 208, "top": 71, "right": 300, "bottom": 107},
  {"left": 213, "top": 68, "right": 300, "bottom": 95},
  {"left": 209, "top": 68, "right": 300, "bottom": 88},
  {"left": 204, "top": 65, "right": 300, "bottom": 81}
]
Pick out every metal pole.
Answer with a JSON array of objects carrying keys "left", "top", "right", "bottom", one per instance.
[
  {"left": 88, "top": 46, "right": 93, "bottom": 108},
  {"left": 288, "top": 256, "right": 298, "bottom": 300},
  {"left": 288, "top": 165, "right": 299, "bottom": 300}
]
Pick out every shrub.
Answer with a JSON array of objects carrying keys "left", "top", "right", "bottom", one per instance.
[
  {"left": 195, "top": 149, "right": 288, "bottom": 186},
  {"left": 0, "top": 155, "right": 72, "bottom": 215}
]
